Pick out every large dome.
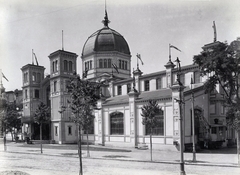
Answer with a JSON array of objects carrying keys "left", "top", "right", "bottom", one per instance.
[{"left": 82, "top": 12, "right": 130, "bottom": 57}]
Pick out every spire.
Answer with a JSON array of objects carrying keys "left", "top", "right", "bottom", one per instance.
[{"left": 102, "top": 1, "right": 110, "bottom": 27}]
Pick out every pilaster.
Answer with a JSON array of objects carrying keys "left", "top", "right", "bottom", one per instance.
[
  {"left": 97, "top": 96, "right": 106, "bottom": 145},
  {"left": 128, "top": 88, "right": 139, "bottom": 147}
]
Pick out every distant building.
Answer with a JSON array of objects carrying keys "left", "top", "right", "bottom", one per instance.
[{"left": 19, "top": 10, "right": 235, "bottom": 149}]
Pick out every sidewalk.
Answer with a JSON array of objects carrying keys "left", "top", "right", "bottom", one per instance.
[{"left": 0, "top": 139, "right": 239, "bottom": 168}]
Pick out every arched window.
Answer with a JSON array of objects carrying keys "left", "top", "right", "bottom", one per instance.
[
  {"left": 119, "top": 60, "right": 121, "bottom": 69},
  {"left": 145, "top": 108, "right": 164, "bottom": 135},
  {"left": 64, "top": 60, "right": 68, "bottom": 71},
  {"left": 104, "top": 59, "right": 107, "bottom": 68},
  {"left": 110, "top": 112, "right": 124, "bottom": 135},
  {"left": 99, "top": 59, "right": 103, "bottom": 68},
  {"left": 32, "top": 72, "right": 36, "bottom": 82},
  {"left": 55, "top": 60, "right": 58, "bottom": 72},
  {"left": 69, "top": 61, "right": 73, "bottom": 71},
  {"left": 90, "top": 60, "right": 92, "bottom": 69},
  {"left": 108, "top": 59, "right": 111, "bottom": 68},
  {"left": 37, "top": 73, "right": 41, "bottom": 82}
]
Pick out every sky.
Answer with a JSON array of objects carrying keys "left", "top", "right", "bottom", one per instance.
[{"left": 1, "top": 0, "right": 240, "bottom": 91}]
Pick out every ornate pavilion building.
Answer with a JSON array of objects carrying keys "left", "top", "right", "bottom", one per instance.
[{"left": 19, "top": 10, "right": 234, "bottom": 150}]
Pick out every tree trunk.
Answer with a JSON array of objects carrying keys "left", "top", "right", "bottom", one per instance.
[
  {"left": 40, "top": 123, "right": 43, "bottom": 154},
  {"left": 150, "top": 130, "right": 153, "bottom": 162},
  {"left": 86, "top": 129, "right": 90, "bottom": 158},
  {"left": 11, "top": 131, "right": 13, "bottom": 141},
  {"left": 78, "top": 124, "right": 83, "bottom": 175},
  {"left": 237, "top": 130, "right": 240, "bottom": 166}
]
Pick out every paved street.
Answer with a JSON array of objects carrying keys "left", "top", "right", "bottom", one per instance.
[{"left": 0, "top": 139, "right": 240, "bottom": 175}]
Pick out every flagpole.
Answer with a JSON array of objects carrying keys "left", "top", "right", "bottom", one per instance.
[
  {"left": 169, "top": 44, "right": 171, "bottom": 61},
  {"left": 62, "top": 30, "right": 64, "bottom": 51},
  {"left": 137, "top": 55, "right": 139, "bottom": 69},
  {"left": 32, "top": 49, "right": 34, "bottom": 65}
]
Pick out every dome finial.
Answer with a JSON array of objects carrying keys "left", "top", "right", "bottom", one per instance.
[{"left": 102, "top": 1, "right": 110, "bottom": 27}]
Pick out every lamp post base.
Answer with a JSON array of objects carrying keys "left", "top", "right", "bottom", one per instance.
[
  {"left": 193, "top": 152, "right": 196, "bottom": 162},
  {"left": 180, "top": 163, "right": 186, "bottom": 175}
]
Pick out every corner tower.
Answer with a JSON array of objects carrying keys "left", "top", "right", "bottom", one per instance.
[
  {"left": 81, "top": 10, "right": 131, "bottom": 81},
  {"left": 48, "top": 50, "right": 78, "bottom": 144},
  {"left": 21, "top": 64, "right": 45, "bottom": 139}
]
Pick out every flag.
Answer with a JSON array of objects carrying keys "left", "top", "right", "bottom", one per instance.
[
  {"left": 2, "top": 72, "right": 9, "bottom": 82},
  {"left": 136, "top": 53, "right": 144, "bottom": 65},
  {"left": 170, "top": 44, "right": 181, "bottom": 52},
  {"left": 33, "top": 53, "right": 39, "bottom": 66},
  {"left": 112, "top": 63, "right": 119, "bottom": 74}
]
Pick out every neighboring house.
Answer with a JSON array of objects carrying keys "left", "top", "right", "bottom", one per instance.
[{"left": 19, "top": 10, "right": 234, "bottom": 150}]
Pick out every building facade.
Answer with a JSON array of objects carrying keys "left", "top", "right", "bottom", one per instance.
[{"left": 19, "top": 11, "right": 234, "bottom": 150}]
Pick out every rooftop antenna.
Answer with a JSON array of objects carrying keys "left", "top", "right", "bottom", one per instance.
[{"left": 62, "top": 30, "right": 64, "bottom": 51}]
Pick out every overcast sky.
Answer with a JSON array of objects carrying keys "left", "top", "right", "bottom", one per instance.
[{"left": 1, "top": 0, "right": 240, "bottom": 91}]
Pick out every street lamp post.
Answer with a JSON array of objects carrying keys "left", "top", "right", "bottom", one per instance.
[
  {"left": 174, "top": 57, "right": 186, "bottom": 175},
  {"left": 191, "top": 76, "right": 196, "bottom": 162}
]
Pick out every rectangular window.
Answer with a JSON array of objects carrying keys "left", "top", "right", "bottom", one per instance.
[
  {"left": 68, "top": 126, "right": 72, "bottom": 135},
  {"left": 156, "top": 78, "right": 162, "bottom": 89},
  {"left": 110, "top": 113, "right": 124, "bottom": 135},
  {"left": 25, "top": 89, "right": 28, "bottom": 99},
  {"left": 117, "top": 85, "right": 122, "bottom": 95},
  {"left": 144, "top": 80, "right": 150, "bottom": 91},
  {"left": 34, "top": 89, "right": 39, "bottom": 98},
  {"left": 211, "top": 127, "right": 217, "bottom": 134},
  {"left": 124, "top": 61, "right": 127, "bottom": 70},
  {"left": 55, "top": 126, "right": 58, "bottom": 136},
  {"left": 54, "top": 81, "right": 57, "bottom": 92}
]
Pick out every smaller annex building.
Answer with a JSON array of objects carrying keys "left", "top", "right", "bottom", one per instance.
[{"left": 19, "top": 11, "right": 234, "bottom": 150}]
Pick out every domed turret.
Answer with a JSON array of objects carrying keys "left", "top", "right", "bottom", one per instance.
[
  {"left": 81, "top": 10, "right": 131, "bottom": 80},
  {"left": 82, "top": 11, "right": 130, "bottom": 57}
]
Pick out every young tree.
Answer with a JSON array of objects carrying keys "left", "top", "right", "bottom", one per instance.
[
  {"left": 3, "top": 102, "right": 21, "bottom": 141},
  {"left": 141, "top": 100, "right": 162, "bottom": 161},
  {"left": 193, "top": 40, "right": 240, "bottom": 165},
  {"left": 34, "top": 102, "right": 50, "bottom": 154},
  {"left": 67, "top": 73, "right": 101, "bottom": 175}
]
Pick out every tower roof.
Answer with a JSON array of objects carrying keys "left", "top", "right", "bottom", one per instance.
[{"left": 82, "top": 11, "right": 130, "bottom": 57}]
